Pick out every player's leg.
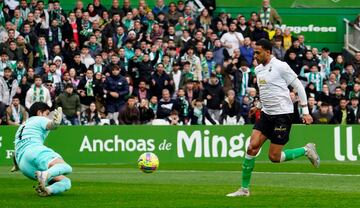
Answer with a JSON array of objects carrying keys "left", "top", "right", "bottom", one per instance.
[
  {"left": 36, "top": 158, "right": 72, "bottom": 189},
  {"left": 242, "top": 130, "right": 267, "bottom": 187},
  {"left": 271, "top": 141, "right": 319, "bottom": 167},
  {"left": 268, "top": 114, "right": 319, "bottom": 166},
  {"left": 227, "top": 129, "right": 267, "bottom": 197},
  {"left": 36, "top": 175, "right": 71, "bottom": 196}
]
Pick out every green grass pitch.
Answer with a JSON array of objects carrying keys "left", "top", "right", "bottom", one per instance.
[{"left": 1, "top": 162, "right": 360, "bottom": 207}]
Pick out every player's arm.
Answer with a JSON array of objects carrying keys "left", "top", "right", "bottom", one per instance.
[
  {"left": 290, "top": 78, "right": 313, "bottom": 124},
  {"left": 46, "top": 107, "right": 63, "bottom": 130}
]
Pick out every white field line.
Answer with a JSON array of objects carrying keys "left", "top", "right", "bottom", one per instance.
[{"left": 68, "top": 170, "right": 360, "bottom": 177}]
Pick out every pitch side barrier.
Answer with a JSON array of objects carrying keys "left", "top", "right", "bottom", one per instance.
[{"left": 0, "top": 125, "right": 359, "bottom": 165}]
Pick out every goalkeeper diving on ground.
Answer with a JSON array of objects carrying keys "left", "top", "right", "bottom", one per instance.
[{"left": 13, "top": 102, "right": 72, "bottom": 196}]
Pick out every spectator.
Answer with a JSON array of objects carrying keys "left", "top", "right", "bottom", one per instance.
[
  {"left": 149, "top": 95, "right": 159, "bottom": 116},
  {"left": 169, "top": 62, "right": 182, "bottom": 93},
  {"left": 272, "top": 38, "right": 286, "bottom": 61},
  {"left": 297, "top": 35, "right": 306, "bottom": 50},
  {"left": 138, "top": 98, "right": 155, "bottom": 124},
  {"left": 25, "top": 75, "right": 52, "bottom": 109},
  {"left": 237, "top": 16, "right": 251, "bottom": 38},
  {"left": 352, "top": 51, "right": 360, "bottom": 76},
  {"left": 282, "top": 28, "right": 293, "bottom": 51},
  {"left": 246, "top": 96, "right": 261, "bottom": 123},
  {"left": 200, "top": 0, "right": 216, "bottom": 16},
  {"left": 240, "top": 37, "right": 254, "bottom": 67},
  {"left": 219, "top": 90, "right": 242, "bottom": 124},
  {"left": 69, "top": 68, "right": 80, "bottom": 88},
  {"left": 17, "top": 75, "right": 31, "bottom": 106},
  {"left": 213, "top": 39, "right": 228, "bottom": 66},
  {"left": 151, "top": 63, "right": 172, "bottom": 98},
  {"left": 104, "top": 65, "right": 129, "bottom": 124},
  {"left": 152, "top": 0, "right": 169, "bottom": 16},
  {"left": 319, "top": 47, "right": 333, "bottom": 78},
  {"left": 284, "top": 39, "right": 304, "bottom": 62},
  {"left": 302, "top": 50, "right": 319, "bottom": 69},
  {"left": 34, "top": 36, "right": 50, "bottom": 74},
  {"left": 80, "top": 46, "right": 95, "bottom": 69},
  {"left": 203, "top": 74, "right": 224, "bottom": 122},
  {"left": 307, "top": 96, "right": 318, "bottom": 116},
  {"left": 118, "top": 96, "right": 140, "bottom": 124},
  {"left": 300, "top": 65, "right": 324, "bottom": 92},
  {"left": 77, "top": 69, "right": 96, "bottom": 111},
  {"left": 286, "top": 50, "right": 302, "bottom": 75},
  {"left": 312, "top": 102, "right": 333, "bottom": 124},
  {"left": 264, "top": 22, "right": 275, "bottom": 40},
  {"left": 251, "top": 21, "right": 269, "bottom": 41},
  {"left": 42, "top": 63, "right": 62, "bottom": 89},
  {"left": 0, "top": 67, "right": 18, "bottom": 106},
  {"left": 189, "top": 98, "right": 216, "bottom": 125},
  {"left": 196, "top": 8, "right": 212, "bottom": 32},
  {"left": 56, "top": 84, "right": 81, "bottom": 125},
  {"left": 120, "top": 0, "right": 132, "bottom": 16},
  {"left": 290, "top": 91, "right": 302, "bottom": 124},
  {"left": 177, "top": 0, "right": 186, "bottom": 13},
  {"left": 164, "top": 110, "right": 182, "bottom": 125},
  {"left": 71, "top": 53, "right": 87, "bottom": 77},
  {"left": 175, "top": 88, "right": 190, "bottom": 124},
  {"left": 93, "top": 0, "right": 107, "bottom": 17},
  {"left": 259, "top": 0, "right": 281, "bottom": 25},
  {"left": 330, "top": 55, "right": 345, "bottom": 73},
  {"left": 6, "top": 95, "right": 28, "bottom": 125},
  {"left": 341, "top": 64, "right": 356, "bottom": 87},
  {"left": 133, "top": 80, "right": 151, "bottom": 101},
  {"left": 318, "top": 84, "right": 332, "bottom": 105},
  {"left": 349, "top": 97, "right": 360, "bottom": 124},
  {"left": 157, "top": 88, "right": 177, "bottom": 119},
  {"left": 325, "top": 73, "right": 340, "bottom": 94},
  {"left": 330, "top": 87, "right": 343, "bottom": 107},
  {"left": 220, "top": 22, "right": 244, "bottom": 56},
  {"left": 109, "top": 0, "right": 122, "bottom": 17},
  {"left": 349, "top": 83, "right": 360, "bottom": 100},
  {"left": 0, "top": 102, "right": 6, "bottom": 125},
  {"left": 332, "top": 97, "right": 355, "bottom": 124}
]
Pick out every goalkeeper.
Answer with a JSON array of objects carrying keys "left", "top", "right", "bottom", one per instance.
[{"left": 14, "top": 102, "right": 72, "bottom": 196}]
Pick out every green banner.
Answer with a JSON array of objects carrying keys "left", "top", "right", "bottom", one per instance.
[
  {"left": 228, "top": 8, "right": 359, "bottom": 52},
  {"left": 0, "top": 125, "right": 359, "bottom": 165},
  {"left": 0, "top": 125, "right": 360, "bottom": 165}
]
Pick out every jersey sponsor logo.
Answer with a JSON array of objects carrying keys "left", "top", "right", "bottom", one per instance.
[
  {"left": 334, "top": 126, "right": 359, "bottom": 161},
  {"left": 259, "top": 79, "right": 267, "bottom": 85}
]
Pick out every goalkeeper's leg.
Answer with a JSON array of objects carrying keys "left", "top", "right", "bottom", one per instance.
[
  {"left": 36, "top": 175, "right": 71, "bottom": 196},
  {"left": 36, "top": 155, "right": 72, "bottom": 191}
]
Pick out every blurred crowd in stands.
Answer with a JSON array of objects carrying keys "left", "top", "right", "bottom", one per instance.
[{"left": 0, "top": 0, "right": 359, "bottom": 125}]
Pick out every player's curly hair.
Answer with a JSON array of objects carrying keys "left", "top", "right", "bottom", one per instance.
[{"left": 29, "top": 102, "right": 51, "bottom": 117}]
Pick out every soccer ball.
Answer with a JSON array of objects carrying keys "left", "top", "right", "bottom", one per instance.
[{"left": 138, "top": 152, "right": 159, "bottom": 173}]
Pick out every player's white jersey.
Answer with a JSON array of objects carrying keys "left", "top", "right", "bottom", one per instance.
[{"left": 255, "top": 57, "right": 298, "bottom": 115}]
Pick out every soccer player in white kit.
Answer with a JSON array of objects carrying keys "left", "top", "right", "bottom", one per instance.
[{"left": 227, "top": 39, "right": 320, "bottom": 197}]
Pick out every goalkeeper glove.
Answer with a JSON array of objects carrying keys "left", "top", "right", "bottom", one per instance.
[{"left": 53, "top": 107, "right": 63, "bottom": 126}]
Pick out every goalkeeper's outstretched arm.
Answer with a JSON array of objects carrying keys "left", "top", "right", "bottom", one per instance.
[{"left": 47, "top": 107, "right": 62, "bottom": 130}]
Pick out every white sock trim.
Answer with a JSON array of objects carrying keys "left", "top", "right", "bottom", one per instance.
[
  {"left": 245, "top": 154, "right": 256, "bottom": 160},
  {"left": 280, "top": 151, "right": 286, "bottom": 162}
]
